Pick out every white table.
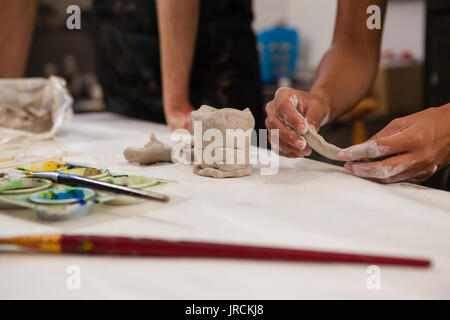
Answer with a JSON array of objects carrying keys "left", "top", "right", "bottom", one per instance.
[{"left": 1, "top": 112, "right": 449, "bottom": 299}]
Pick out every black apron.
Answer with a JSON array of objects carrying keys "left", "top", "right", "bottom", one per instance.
[{"left": 92, "top": 0, "right": 264, "bottom": 129}]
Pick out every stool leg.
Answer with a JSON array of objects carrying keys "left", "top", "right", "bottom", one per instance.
[{"left": 351, "top": 119, "right": 368, "bottom": 145}]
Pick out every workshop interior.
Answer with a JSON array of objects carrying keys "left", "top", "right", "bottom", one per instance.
[{"left": 20, "top": 0, "right": 449, "bottom": 189}]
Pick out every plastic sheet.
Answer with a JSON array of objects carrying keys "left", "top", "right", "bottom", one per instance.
[{"left": 0, "top": 76, "right": 73, "bottom": 144}]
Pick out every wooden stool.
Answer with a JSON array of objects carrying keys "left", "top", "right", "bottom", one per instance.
[{"left": 345, "top": 97, "right": 376, "bottom": 145}]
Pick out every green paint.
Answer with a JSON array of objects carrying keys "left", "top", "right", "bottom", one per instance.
[
  {"left": 100, "top": 175, "right": 160, "bottom": 189},
  {"left": 128, "top": 175, "right": 149, "bottom": 185},
  {"left": 104, "top": 177, "right": 115, "bottom": 184},
  {"left": 104, "top": 175, "right": 153, "bottom": 187},
  {"left": 0, "top": 180, "right": 23, "bottom": 192}
]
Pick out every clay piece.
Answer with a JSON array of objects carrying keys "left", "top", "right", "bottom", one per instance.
[
  {"left": 123, "top": 133, "right": 172, "bottom": 164},
  {"left": 303, "top": 128, "right": 342, "bottom": 161},
  {"left": 0, "top": 103, "right": 52, "bottom": 133},
  {"left": 123, "top": 105, "right": 256, "bottom": 178},
  {"left": 191, "top": 105, "right": 255, "bottom": 178},
  {"left": 0, "top": 77, "right": 73, "bottom": 142},
  {"left": 193, "top": 165, "right": 253, "bottom": 178},
  {"left": 191, "top": 105, "right": 254, "bottom": 149},
  {"left": 288, "top": 95, "right": 344, "bottom": 161}
]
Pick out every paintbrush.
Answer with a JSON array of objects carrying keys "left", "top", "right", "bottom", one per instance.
[
  {"left": 26, "top": 171, "right": 169, "bottom": 202},
  {"left": 0, "top": 234, "right": 431, "bottom": 267}
]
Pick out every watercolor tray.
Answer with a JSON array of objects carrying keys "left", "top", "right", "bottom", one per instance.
[{"left": 0, "top": 171, "right": 174, "bottom": 220}]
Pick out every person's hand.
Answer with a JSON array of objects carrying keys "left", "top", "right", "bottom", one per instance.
[
  {"left": 164, "top": 102, "right": 194, "bottom": 132},
  {"left": 339, "top": 105, "right": 450, "bottom": 183},
  {"left": 265, "top": 87, "right": 331, "bottom": 158}
]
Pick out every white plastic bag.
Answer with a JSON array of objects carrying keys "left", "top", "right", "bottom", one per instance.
[{"left": 0, "top": 76, "right": 73, "bottom": 144}]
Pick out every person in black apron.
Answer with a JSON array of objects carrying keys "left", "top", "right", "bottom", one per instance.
[{"left": 92, "top": 0, "right": 263, "bottom": 130}]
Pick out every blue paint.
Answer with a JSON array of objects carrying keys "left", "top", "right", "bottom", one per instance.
[{"left": 40, "top": 188, "right": 86, "bottom": 201}]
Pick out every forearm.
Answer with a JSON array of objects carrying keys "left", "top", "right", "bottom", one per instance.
[
  {"left": 311, "top": 42, "right": 380, "bottom": 121},
  {"left": 156, "top": 0, "right": 199, "bottom": 111},
  {"left": 310, "top": 0, "right": 386, "bottom": 122},
  {"left": 0, "top": 0, "right": 37, "bottom": 78}
]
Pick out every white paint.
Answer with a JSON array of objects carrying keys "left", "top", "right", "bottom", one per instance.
[
  {"left": 277, "top": 114, "right": 307, "bottom": 150},
  {"left": 351, "top": 163, "right": 405, "bottom": 179},
  {"left": 351, "top": 161, "right": 415, "bottom": 180},
  {"left": 341, "top": 140, "right": 390, "bottom": 161},
  {"left": 289, "top": 95, "right": 299, "bottom": 110},
  {"left": 432, "top": 165, "right": 438, "bottom": 175},
  {"left": 288, "top": 93, "right": 308, "bottom": 133},
  {"left": 320, "top": 112, "right": 330, "bottom": 128}
]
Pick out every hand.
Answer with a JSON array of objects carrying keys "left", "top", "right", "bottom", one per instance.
[
  {"left": 164, "top": 103, "right": 194, "bottom": 132},
  {"left": 339, "top": 105, "right": 450, "bottom": 183},
  {"left": 265, "top": 87, "right": 331, "bottom": 158}
]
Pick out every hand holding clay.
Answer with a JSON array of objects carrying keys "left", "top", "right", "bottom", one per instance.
[
  {"left": 339, "top": 105, "right": 450, "bottom": 183},
  {"left": 265, "top": 87, "right": 331, "bottom": 158},
  {"left": 164, "top": 103, "right": 194, "bottom": 132}
]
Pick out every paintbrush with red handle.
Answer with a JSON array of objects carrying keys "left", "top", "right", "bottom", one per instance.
[{"left": 0, "top": 234, "right": 431, "bottom": 267}]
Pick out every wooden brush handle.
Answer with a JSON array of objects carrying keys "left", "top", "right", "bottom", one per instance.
[{"left": 61, "top": 235, "right": 431, "bottom": 267}]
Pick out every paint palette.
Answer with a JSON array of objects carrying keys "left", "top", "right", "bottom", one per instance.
[
  {"left": 0, "top": 178, "right": 53, "bottom": 195},
  {"left": 0, "top": 185, "right": 113, "bottom": 220},
  {"left": 35, "top": 201, "right": 94, "bottom": 221},
  {"left": 100, "top": 175, "right": 159, "bottom": 188},
  {"left": 99, "top": 175, "right": 166, "bottom": 205},
  {"left": 0, "top": 166, "right": 174, "bottom": 219}
]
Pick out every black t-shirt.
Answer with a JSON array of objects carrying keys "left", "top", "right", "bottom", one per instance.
[{"left": 92, "top": 0, "right": 263, "bottom": 128}]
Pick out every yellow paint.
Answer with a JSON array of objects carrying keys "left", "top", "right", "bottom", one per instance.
[
  {"left": 61, "top": 168, "right": 85, "bottom": 176},
  {"left": 26, "top": 162, "right": 67, "bottom": 172},
  {"left": 40, "top": 191, "right": 53, "bottom": 199}
]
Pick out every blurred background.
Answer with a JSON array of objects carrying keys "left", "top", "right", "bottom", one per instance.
[{"left": 24, "top": 0, "right": 449, "bottom": 188}]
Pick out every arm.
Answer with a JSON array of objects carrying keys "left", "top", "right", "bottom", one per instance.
[
  {"left": 311, "top": 0, "right": 386, "bottom": 122},
  {"left": 265, "top": 0, "right": 386, "bottom": 157},
  {"left": 156, "top": 0, "right": 200, "bottom": 132},
  {"left": 323, "top": 1, "right": 449, "bottom": 183},
  {"left": 0, "top": 0, "right": 38, "bottom": 78}
]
